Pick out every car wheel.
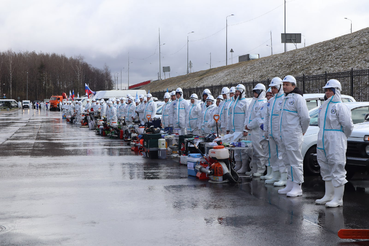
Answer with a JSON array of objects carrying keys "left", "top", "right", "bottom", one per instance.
[{"left": 303, "top": 145, "right": 320, "bottom": 175}]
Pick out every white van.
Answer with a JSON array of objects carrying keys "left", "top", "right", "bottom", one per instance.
[{"left": 0, "top": 99, "right": 18, "bottom": 108}]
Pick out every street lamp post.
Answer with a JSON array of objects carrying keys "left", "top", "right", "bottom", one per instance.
[
  {"left": 226, "top": 14, "right": 234, "bottom": 66},
  {"left": 187, "top": 31, "right": 194, "bottom": 74},
  {"left": 26, "top": 71, "right": 28, "bottom": 100},
  {"left": 344, "top": 17, "right": 352, "bottom": 33}
]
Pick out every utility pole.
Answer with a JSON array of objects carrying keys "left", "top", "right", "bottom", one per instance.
[
  {"left": 284, "top": 0, "right": 286, "bottom": 53},
  {"left": 270, "top": 31, "right": 273, "bottom": 55},
  {"left": 128, "top": 54, "right": 130, "bottom": 89},
  {"left": 158, "top": 28, "right": 162, "bottom": 80}
]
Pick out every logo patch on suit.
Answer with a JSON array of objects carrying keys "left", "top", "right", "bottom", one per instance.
[
  {"left": 331, "top": 106, "right": 336, "bottom": 114},
  {"left": 289, "top": 100, "right": 294, "bottom": 106}
]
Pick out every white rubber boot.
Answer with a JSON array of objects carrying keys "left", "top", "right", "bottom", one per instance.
[
  {"left": 234, "top": 161, "right": 242, "bottom": 171},
  {"left": 287, "top": 182, "right": 303, "bottom": 197},
  {"left": 261, "top": 166, "right": 272, "bottom": 180},
  {"left": 278, "top": 180, "right": 294, "bottom": 194},
  {"left": 265, "top": 171, "right": 280, "bottom": 184},
  {"left": 274, "top": 172, "right": 287, "bottom": 187},
  {"left": 326, "top": 185, "right": 344, "bottom": 208},
  {"left": 315, "top": 181, "right": 334, "bottom": 205},
  {"left": 237, "top": 159, "right": 249, "bottom": 174}
]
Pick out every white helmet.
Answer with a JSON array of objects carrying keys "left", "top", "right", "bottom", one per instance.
[
  {"left": 206, "top": 95, "right": 214, "bottom": 101},
  {"left": 235, "top": 84, "right": 246, "bottom": 94},
  {"left": 253, "top": 83, "right": 266, "bottom": 92},
  {"left": 229, "top": 86, "right": 236, "bottom": 94},
  {"left": 217, "top": 95, "right": 223, "bottom": 100},
  {"left": 202, "top": 89, "right": 211, "bottom": 96},
  {"left": 170, "top": 91, "right": 176, "bottom": 96},
  {"left": 164, "top": 92, "right": 170, "bottom": 99},
  {"left": 221, "top": 87, "right": 230, "bottom": 95},
  {"left": 176, "top": 88, "right": 183, "bottom": 95},
  {"left": 100, "top": 99, "right": 105, "bottom": 103},
  {"left": 190, "top": 93, "right": 198, "bottom": 100},
  {"left": 282, "top": 75, "right": 297, "bottom": 85},
  {"left": 135, "top": 98, "right": 140, "bottom": 103},
  {"left": 107, "top": 100, "right": 112, "bottom": 105},
  {"left": 120, "top": 97, "right": 124, "bottom": 101},
  {"left": 144, "top": 97, "right": 147, "bottom": 101},
  {"left": 147, "top": 93, "right": 152, "bottom": 98},
  {"left": 323, "top": 79, "right": 342, "bottom": 91},
  {"left": 269, "top": 77, "right": 283, "bottom": 87},
  {"left": 266, "top": 88, "right": 272, "bottom": 93},
  {"left": 139, "top": 94, "right": 144, "bottom": 99}
]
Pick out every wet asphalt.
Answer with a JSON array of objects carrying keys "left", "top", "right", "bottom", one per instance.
[{"left": 0, "top": 109, "right": 369, "bottom": 246}]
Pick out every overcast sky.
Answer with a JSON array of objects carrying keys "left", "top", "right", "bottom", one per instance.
[{"left": 1, "top": 0, "right": 368, "bottom": 89}]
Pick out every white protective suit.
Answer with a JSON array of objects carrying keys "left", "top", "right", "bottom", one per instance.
[
  {"left": 125, "top": 100, "right": 137, "bottom": 123},
  {"left": 265, "top": 87, "right": 285, "bottom": 174},
  {"left": 245, "top": 90, "right": 267, "bottom": 175},
  {"left": 186, "top": 100, "right": 202, "bottom": 135},
  {"left": 75, "top": 102, "right": 83, "bottom": 124},
  {"left": 317, "top": 89, "right": 354, "bottom": 188},
  {"left": 85, "top": 101, "right": 91, "bottom": 112},
  {"left": 218, "top": 96, "right": 231, "bottom": 135},
  {"left": 107, "top": 104, "right": 117, "bottom": 125},
  {"left": 143, "top": 98, "right": 157, "bottom": 122},
  {"left": 172, "top": 94, "right": 189, "bottom": 134},
  {"left": 201, "top": 100, "right": 217, "bottom": 135},
  {"left": 100, "top": 101, "right": 107, "bottom": 118},
  {"left": 227, "top": 94, "right": 249, "bottom": 133},
  {"left": 136, "top": 98, "right": 146, "bottom": 124},
  {"left": 161, "top": 100, "right": 172, "bottom": 128},
  {"left": 279, "top": 87, "right": 310, "bottom": 184},
  {"left": 117, "top": 102, "right": 126, "bottom": 120}
]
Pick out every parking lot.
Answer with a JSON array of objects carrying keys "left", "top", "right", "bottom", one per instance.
[{"left": 0, "top": 109, "right": 368, "bottom": 245}]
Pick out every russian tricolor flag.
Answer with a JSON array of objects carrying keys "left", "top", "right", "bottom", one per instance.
[{"left": 85, "top": 83, "right": 95, "bottom": 96}]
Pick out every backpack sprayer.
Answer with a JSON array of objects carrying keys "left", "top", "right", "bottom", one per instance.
[{"left": 191, "top": 114, "right": 240, "bottom": 184}]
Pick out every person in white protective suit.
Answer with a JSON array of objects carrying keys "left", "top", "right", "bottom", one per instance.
[
  {"left": 85, "top": 99, "right": 91, "bottom": 112},
  {"left": 106, "top": 100, "right": 117, "bottom": 125},
  {"left": 277, "top": 75, "right": 310, "bottom": 197},
  {"left": 75, "top": 101, "right": 83, "bottom": 124},
  {"left": 218, "top": 87, "right": 231, "bottom": 135},
  {"left": 100, "top": 99, "right": 107, "bottom": 118},
  {"left": 167, "top": 91, "right": 176, "bottom": 127},
  {"left": 186, "top": 93, "right": 202, "bottom": 135},
  {"left": 244, "top": 83, "right": 268, "bottom": 177},
  {"left": 200, "top": 95, "right": 217, "bottom": 135},
  {"left": 115, "top": 98, "right": 120, "bottom": 110},
  {"left": 143, "top": 93, "right": 157, "bottom": 123},
  {"left": 135, "top": 94, "right": 145, "bottom": 124},
  {"left": 117, "top": 98, "right": 125, "bottom": 121},
  {"left": 125, "top": 97, "right": 136, "bottom": 123},
  {"left": 226, "top": 87, "right": 236, "bottom": 134},
  {"left": 226, "top": 84, "right": 250, "bottom": 173},
  {"left": 216, "top": 95, "right": 223, "bottom": 107},
  {"left": 93, "top": 100, "right": 101, "bottom": 117},
  {"left": 172, "top": 88, "right": 189, "bottom": 135},
  {"left": 315, "top": 79, "right": 353, "bottom": 207},
  {"left": 66, "top": 101, "right": 74, "bottom": 118},
  {"left": 161, "top": 92, "right": 172, "bottom": 129},
  {"left": 62, "top": 99, "right": 68, "bottom": 117},
  {"left": 264, "top": 77, "right": 286, "bottom": 185},
  {"left": 201, "top": 89, "right": 212, "bottom": 115},
  {"left": 259, "top": 88, "right": 274, "bottom": 180},
  {"left": 134, "top": 99, "right": 140, "bottom": 121}
]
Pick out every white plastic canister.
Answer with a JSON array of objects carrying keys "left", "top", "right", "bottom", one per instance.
[{"left": 158, "top": 138, "right": 166, "bottom": 149}]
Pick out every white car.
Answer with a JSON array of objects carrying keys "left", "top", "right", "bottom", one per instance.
[
  {"left": 303, "top": 93, "right": 356, "bottom": 110},
  {"left": 302, "top": 102, "right": 369, "bottom": 176}
]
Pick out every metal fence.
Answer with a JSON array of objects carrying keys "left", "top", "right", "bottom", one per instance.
[{"left": 151, "top": 68, "right": 369, "bottom": 102}]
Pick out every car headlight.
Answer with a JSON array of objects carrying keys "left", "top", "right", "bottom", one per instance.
[
  {"left": 364, "top": 135, "right": 369, "bottom": 141},
  {"left": 366, "top": 145, "right": 369, "bottom": 155}
]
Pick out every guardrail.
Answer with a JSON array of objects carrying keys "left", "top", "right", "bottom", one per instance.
[{"left": 151, "top": 68, "right": 369, "bottom": 102}]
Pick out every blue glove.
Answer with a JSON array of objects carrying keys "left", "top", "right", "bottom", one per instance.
[{"left": 260, "top": 124, "right": 264, "bottom": 130}]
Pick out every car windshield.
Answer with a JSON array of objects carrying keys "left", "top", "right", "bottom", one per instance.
[
  {"left": 50, "top": 97, "right": 57, "bottom": 100},
  {"left": 309, "top": 107, "right": 320, "bottom": 126},
  {"left": 23, "top": 101, "right": 29, "bottom": 104}
]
